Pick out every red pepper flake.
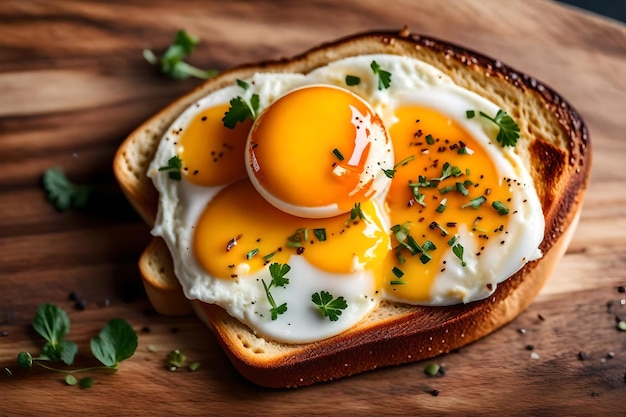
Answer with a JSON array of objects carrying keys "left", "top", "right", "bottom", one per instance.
[{"left": 296, "top": 247, "right": 305, "bottom": 255}]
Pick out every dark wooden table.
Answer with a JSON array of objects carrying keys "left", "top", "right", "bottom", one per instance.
[{"left": 1, "top": 0, "right": 625, "bottom": 415}]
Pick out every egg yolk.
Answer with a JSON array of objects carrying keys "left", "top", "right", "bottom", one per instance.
[
  {"left": 193, "top": 179, "right": 390, "bottom": 280},
  {"left": 247, "top": 85, "right": 389, "bottom": 216},
  {"left": 178, "top": 103, "right": 253, "bottom": 186},
  {"left": 381, "top": 105, "right": 513, "bottom": 302}
]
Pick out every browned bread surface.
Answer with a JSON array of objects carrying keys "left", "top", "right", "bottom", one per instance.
[{"left": 113, "top": 28, "right": 591, "bottom": 388}]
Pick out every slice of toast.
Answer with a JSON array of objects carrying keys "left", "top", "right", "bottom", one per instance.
[{"left": 113, "top": 29, "right": 591, "bottom": 387}]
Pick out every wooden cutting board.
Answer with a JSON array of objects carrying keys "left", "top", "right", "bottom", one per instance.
[{"left": 1, "top": 0, "right": 625, "bottom": 415}]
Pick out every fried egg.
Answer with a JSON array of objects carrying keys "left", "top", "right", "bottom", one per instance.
[{"left": 149, "top": 55, "right": 544, "bottom": 344}]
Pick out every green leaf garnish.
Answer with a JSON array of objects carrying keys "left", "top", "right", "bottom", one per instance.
[
  {"left": 90, "top": 318, "right": 138, "bottom": 369},
  {"left": 262, "top": 263, "right": 291, "bottom": 320},
  {"left": 143, "top": 30, "right": 218, "bottom": 80},
  {"left": 370, "top": 60, "right": 392, "bottom": 90},
  {"left": 479, "top": 110, "right": 520, "bottom": 147},
  {"left": 236, "top": 79, "right": 249, "bottom": 90},
  {"left": 347, "top": 202, "right": 367, "bottom": 224},
  {"left": 381, "top": 155, "right": 415, "bottom": 178},
  {"left": 313, "top": 228, "right": 327, "bottom": 242},
  {"left": 466, "top": 110, "right": 475, "bottom": 119},
  {"left": 42, "top": 168, "right": 93, "bottom": 212},
  {"left": 461, "top": 195, "right": 487, "bottom": 209},
  {"left": 453, "top": 243, "right": 467, "bottom": 267},
  {"left": 222, "top": 94, "right": 260, "bottom": 129},
  {"left": 492, "top": 201, "right": 510, "bottom": 215},
  {"left": 33, "top": 304, "right": 77, "bottom": 365},
  {"left": 345, "top": 75, "right": 361, "bottom": 86},
  {"left": 311, "top": 291, "right": 348, "bottom": 322},
  {"left": 158, "top": 155, "right": 183, "bottom": 181},
  {"left": 79, "top": 377, "right": 93, "bottom": 389},
  {"left": 431, "top": 162, "right": 462, "bottom": 182},
  {"left": 65, "top": 374, "right": 78, "bottom": 386}
]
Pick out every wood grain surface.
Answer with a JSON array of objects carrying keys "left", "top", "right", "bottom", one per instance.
[{"left": 1, "top": 0, "right": 625, "bottom": 415}]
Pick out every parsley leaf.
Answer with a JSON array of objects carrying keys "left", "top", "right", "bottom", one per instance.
[
  {"left": 311, "top": 291, "right": 348, "bottom": 321},
  {"left": 346, "top": 75, "right": 361, "bottom": 86},
  {"left": 262, "top": 263, "right": 291, "bottom": 320},
  {"left": 222, "top": 94, "right": 260, "bottom": 129},
  {"left": 158, "top": 155, "right": 183, "bottom": 180},
  {"left": 42, "top": 168, "right": 93, "bottom": 212},
  {"left": 479, "top": 110, "right": 520, "bottom": 147},
  {"left": 90, "top": 318, "right": 138, "bottom": 369},
  {"left": 370, "top": 60, "right": 392, "bottom": 90},
  {"left": 452, "top": 243, "right": 467, "bottom": 267},
  {"left": 143, "top": 30, "right": 218, "bottom": 80}
]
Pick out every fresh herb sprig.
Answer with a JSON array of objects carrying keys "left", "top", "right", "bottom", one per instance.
[
  {"left": 478, "top": 110, "right": 520, "bottom": 147},
  {"left": 311, "top": 291, "right": 348, "bottom": 321},
  {"left": 262, "top": 263, "right": 290, "bottom": 320},
  {"left": 143, "top": 30, "right": 218, "bottom": 80},
  {"left": 370, "top": 61, "right": 392, "bottom": 90},
  {"left": 381, "top": 155, "right": 416, "bottom": 179},
  {"left": 10, "top": 304, "right": 137, "bottom": 387},
  {"left": 158, "top": 155, "right": 183, "bottom": 180},
  {"left": 42, "top": 168, "right": 93, "bottom": 212},
  {"left": 222, "top": 94, "right": 260, "bottom": 129}
]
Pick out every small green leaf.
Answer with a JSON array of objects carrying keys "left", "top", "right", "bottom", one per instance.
[
  {"left": 65, "top": 374, "right": 78, "bottom": 386},
  {"left": 79, "top": 377, "right": 93, "bottom": 389},
  {"left": 59, "top": 340, "right": 78, "bottom": 365},
  {"left": 42, "top": 168, "right": 93, "bottom": 212},
  {"left": 90, "top": 318, "right": 138, "bottom": 368},
  {"left": 188, "top": 361, "right": 200, "bottom": 372},
  {"left": 345, "top": 75, "right": 360, "bottom": 86},
  {"left": 479, "top": 110, "right": 520, "bottom": 147},
  {"left": 370, "top": 60, "right": 392, "bottom": 90},
  {"left": 312, "top": 291, "right": 348, "bottom": 321},
  {"left": 144, "top": 30, "right": 218, "bottom": 80},
  {"left": 223, "top": 96, "right": 255, "bottom": 129},
  {"left": 33, "top": 304, "right": 70, "bottom": 347}
]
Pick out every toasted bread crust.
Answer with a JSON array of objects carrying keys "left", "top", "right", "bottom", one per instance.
[{"left": 114, "top": 29, "right": 591, "bottom": 387}]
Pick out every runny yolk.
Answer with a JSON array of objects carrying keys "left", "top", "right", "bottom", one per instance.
[
  {"left": 178, "top": 103, "right": 253, "bottom": 186},
  {"left": 247, "top": 85, "right": 387, "bottom": 213},
  {"left": 193, "top": 179, "right": 390, "bottom": 279},
  {"left": 382, "top": 105, "right": 513, "bottom": 302}
]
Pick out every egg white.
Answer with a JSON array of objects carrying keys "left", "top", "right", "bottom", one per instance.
[{"left": 149, "top": 54, "right": 545, "bottom": 343}]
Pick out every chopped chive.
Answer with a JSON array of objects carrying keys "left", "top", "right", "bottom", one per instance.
[
  {"left": 455, "top": 182, "right": 469, "bottom": 196},
  {"left": 246, "top": 248, "right": 259, "bottom": 259},
  {"left": 422, "top": 240, "right": 436, "bottom": 252},
  {"left": 439, "top": 185, "right": 455, "bottom": 194},
  {"left": 390, "top": 280, "right": 407, "bottom": 285},
  {"left": 424, "top": 363, "right": 440, "bottom": 376},
  {"left": 345, "top": 75, "right": 361, "bottom": 86},
  {"left": 333, "top": 148, "right": 345, "bottom": 161},
  {"left": 492, "top": 201, "right": 510, "bottom": 215},
  {"left": 262, "top": 252, "right": 275, "bottom": 262},
  {"left": 447, "top": 236, "right": 457, "bottom": 246},
  {"left": 463, "top": 180, "right": 473, "bottom": 187},
  {"left": 392, "top": 266, "right": 405, "bottom": 278},
  {"left": 313, "top": 228, "right": 327, "bottom": 241},
  {"left": 286, "top": 241, "right": 302, "bottom": 248},
  {"left": 436, "top": 198, "right": 447, "bottom": 213},
  {"left": 461, "top": 195, "right": 487, "bottom": 209},
  {"left": 391, "top": 223, "right": 410, "bottom": 243},
  {"left": 466, "top": 168, "right": 471, "bottom": 175},
  {"left": 420, "top": 253, "right": 432, "bottom": 264},
  {"left": 425, "top": 134, "right": 435, "bottom": 145},
  {"left": 466, "top": 110, "right": 475, "bottom": 119},
  {"left": 395, "top": 247, "right": 406, "bottom": 264}
]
